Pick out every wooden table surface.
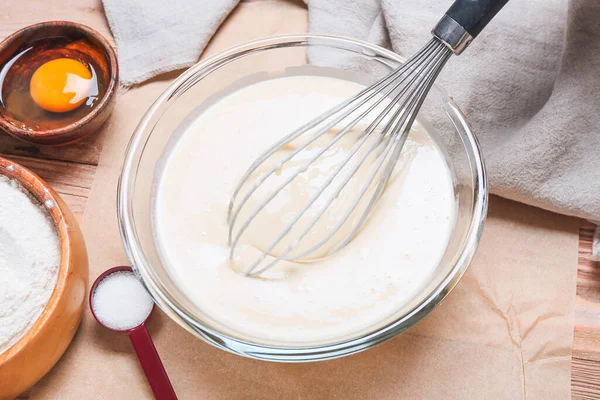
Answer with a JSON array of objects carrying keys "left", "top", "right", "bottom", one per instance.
[{"left": 2, "top": 1, "right": 599, "bottom": 399}]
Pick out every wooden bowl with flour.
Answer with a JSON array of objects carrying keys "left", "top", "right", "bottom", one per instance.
[{"left": 0, "top": 156, "right": 88, "bottom": 399}]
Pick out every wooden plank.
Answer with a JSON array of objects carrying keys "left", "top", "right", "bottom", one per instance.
[
  {"left": 573, "top": 357, "right": 600, "bottom": 400},
  {"left": 576, "top": 221, "right": 599, "bottom": 301},
  {"left": 0, "top": 2, "right": 111, "bottom": 45},
  {"left": 0, "top": 131, "right": 105, "bottom": 166},
  {"left": 575, "top": 220, "right": 600, "bottom": 352},
  {"left": 0, "top": 154, "right": 96, "bottom": 221},
  {"left": 573, "top": 220, "right": 600, "bottom": 398}
]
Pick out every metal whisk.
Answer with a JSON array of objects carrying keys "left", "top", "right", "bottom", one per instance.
[{"left": 228, "top": 0, "right": 508, "bottom": 277}]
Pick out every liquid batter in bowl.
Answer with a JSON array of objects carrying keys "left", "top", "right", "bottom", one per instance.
[{"left": 153, "top": 75, "right": 457, "bottom": 344}]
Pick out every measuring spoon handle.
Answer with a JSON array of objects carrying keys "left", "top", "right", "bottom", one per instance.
[{"left": 128, "top": 324, "right": 178, "bottom": 400}]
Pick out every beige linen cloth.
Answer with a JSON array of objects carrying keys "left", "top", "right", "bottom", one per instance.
[
  {"left": 28, "top": 2, "right": 580, "bottom": 399},
  {"left": 102, "top": 0, "right": 600, "bottom": 224}
]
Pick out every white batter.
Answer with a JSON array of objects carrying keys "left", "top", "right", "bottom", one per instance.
[{"left": 153, "top": 75, "right": 456, "bottom": 344}]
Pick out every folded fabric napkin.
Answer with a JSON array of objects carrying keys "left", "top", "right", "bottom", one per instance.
[{"left": 102, "top": 0, "right": 600, "bottom": 223}]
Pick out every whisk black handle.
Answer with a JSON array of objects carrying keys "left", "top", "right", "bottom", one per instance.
[
  {"left": 446, "top": 0, "right": 509, "bottom": 38},
  {"left": 433, "top": 0, "right": 509, "bottom": 54}
]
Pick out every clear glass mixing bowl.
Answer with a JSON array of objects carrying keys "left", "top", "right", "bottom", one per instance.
[{"left": 118, "top": 34, "right": 487, "bottom": 362}]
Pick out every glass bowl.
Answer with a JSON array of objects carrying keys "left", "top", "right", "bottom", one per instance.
[{"left": 118, "top": 34, "right": 487, "bottom": 362}]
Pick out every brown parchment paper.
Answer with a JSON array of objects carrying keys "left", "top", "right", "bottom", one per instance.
[{"left": 30, "top": 1, "right": 579, "bottom": 399}]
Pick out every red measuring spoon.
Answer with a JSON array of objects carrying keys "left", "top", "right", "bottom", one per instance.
[{"left": 90, "top": 266, "right": 178, "bottom": 400}]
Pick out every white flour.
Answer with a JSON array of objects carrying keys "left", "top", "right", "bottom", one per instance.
[{"left": 0, "top": 175, "right": 60, "bottom": 354}]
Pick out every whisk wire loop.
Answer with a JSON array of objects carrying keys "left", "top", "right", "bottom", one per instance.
[
  {"left": 229, "top": 38, "right": 453, "bottom": 276},
  {"left": 226, "top": 39, "right": 439, "bottom": 243},
  {"left": 288, "top": 45, "right": 452, "bottom": 262},
  {"left": 330, "top": 46, "right": 452, "bottom": 257}
]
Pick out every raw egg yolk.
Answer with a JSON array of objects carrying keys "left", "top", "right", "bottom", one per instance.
[{"left": 29, "top": 58, "right": 92, "bottom": 113}]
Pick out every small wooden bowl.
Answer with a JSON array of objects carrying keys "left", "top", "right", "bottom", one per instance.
[
  {"left": 0, "top": 21, "right": 118, "bottom": 146},
  {"left": 0, "top": 156, "right": 88, "bottom": 399}
]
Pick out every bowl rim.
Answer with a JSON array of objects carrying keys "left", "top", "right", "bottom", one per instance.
[
  {"left": 0, "top": 156, "right": 75, "bottom": 363},
  {"left": 0, "top": 20, "right": 119, "bottom": 142},
  {"left": 118, "top": 33, "right": 488, "bottom": 362}
]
